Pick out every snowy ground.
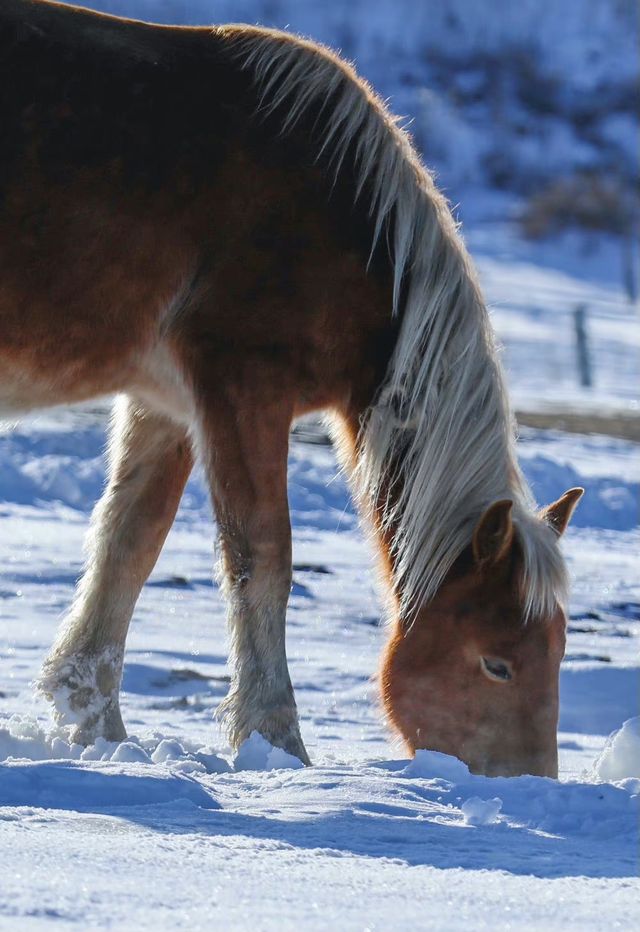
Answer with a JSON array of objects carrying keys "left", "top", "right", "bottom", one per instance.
[
  {"left": 470, "top": 219, "right": 640, "bottom": 415},
  {"left": 1, "top": 247, "right": 638, "bottom": 927}
]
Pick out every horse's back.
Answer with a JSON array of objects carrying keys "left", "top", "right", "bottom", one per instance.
[
  {"left": 1, "top": 0, "right": 191, "bottom": 60},
  {"left": 0, "top": 3, "right": 234, "bottom": 409},
  {"left": 0, "top": 1, "right": 395, "bottom": 419}
]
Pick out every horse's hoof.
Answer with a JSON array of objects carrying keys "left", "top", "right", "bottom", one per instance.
[
  {"left": 67, "top": 701, "right": 127, "bottom": 746},
  {"left": 280, "top": 733, "right": 312, "bottom": 767},
  {"left": 253, "top": 720, "right": 312, "bottom": 766}
]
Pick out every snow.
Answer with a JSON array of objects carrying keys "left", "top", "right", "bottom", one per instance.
[
  {"left": 403, "top": 748, "right": 471, "bottom": 782},
  {"left": 460, "top": 796, "right": 503, "bottom": 826},
  {"left": 1, "top": 388, "right": 638, "bottom": 926},
  {"left": 234, "top": 731, "right": 306, "bottom": 772},
  {"left": 1, "top": 728, "right": 638, "bottom": 928},
  {"left": 593, "top": 718, "right": 640, "bottom": 783},
  {"left": 0, "top": 758, "right": 222, "bottom": 812},
  {"left": 109, "top": 742, "right": 152, "bottom": 764}
]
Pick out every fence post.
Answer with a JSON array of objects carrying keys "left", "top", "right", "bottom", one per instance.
[{"left": 573, "top": 303, "right": 592, "bottom": 388}]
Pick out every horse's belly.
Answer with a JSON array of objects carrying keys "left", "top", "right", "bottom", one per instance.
[
  {"left": 0, "top": 245, "right": 182, "bottom": 415},
  {"left": 0, "top": 352, "right": 87, "bottom": 417},
  {"left": 0, "top": 352, "right": 60, "bottom": 417},
  {"left": 0, "top": 286, "right": 141, "bottom": 418}
]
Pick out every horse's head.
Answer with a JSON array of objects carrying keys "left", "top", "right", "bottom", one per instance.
[{"left": 381, "top": 488, "right": 583, "bottom": 778}]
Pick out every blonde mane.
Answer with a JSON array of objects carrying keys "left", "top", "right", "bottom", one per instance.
[{"left": 227, "top": 26, "right": 568, "bottom": 620}]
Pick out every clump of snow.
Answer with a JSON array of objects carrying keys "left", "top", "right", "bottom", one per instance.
[
  {"left": 0, "top": 716, "right": 230, "bottom": 773},
  {"left": 151, "top": 738, "right": 188, "bottom": 764},
  {"left": 592, "top": 717, "right": 640, "bottom": 783},
  {"left": 140, "top": 736, "right": 230, "bottom": 773},
  {"left": 163, "top": 758, "right": 207, "bottom": 774},
  {"left": 80, "top": 737, "right": 122, "bottom": 762},
  {"left": 403, "top": 749, "right": 471, "bottom": 782},
  {"left": 461, "top": 795, "right": 503, "bottom": 826},
  {"left": 110, "top": 741, "right": 152, "bottom": 764},
  {"left": 0, "top": 716, "right": 83, "bottom": 762},
  {"left": 150, "top": 738, "right": 231, "bottom": 774},
  {"left": 192, "top": 748, "right": 232, "bottom": 775},
  {"left": 234, "top": 731, "right": 305, "bottom": 772}
]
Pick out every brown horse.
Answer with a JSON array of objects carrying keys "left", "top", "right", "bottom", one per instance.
[{"left": 1, "top": 0, "right": 582, "bottom": 776}]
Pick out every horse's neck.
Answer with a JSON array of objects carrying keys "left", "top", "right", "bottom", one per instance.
[
  {"left": 375, "top": 418, "right": 522, "bottom": 594},
  {"left": 355, "top": 238, "right": 527, "bottom": 616}
]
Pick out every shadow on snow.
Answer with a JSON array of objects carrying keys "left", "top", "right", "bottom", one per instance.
[{"left": 0, "top": 759, "right": 636, "bottom": 881}]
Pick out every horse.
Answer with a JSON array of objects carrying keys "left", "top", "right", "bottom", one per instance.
[{"left": 0, "top": 0, "right": 582, "bottom": 777}]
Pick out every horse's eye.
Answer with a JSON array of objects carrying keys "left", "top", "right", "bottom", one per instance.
[{"left": 481, "top": 657, "right": 513, "bottom": 682}]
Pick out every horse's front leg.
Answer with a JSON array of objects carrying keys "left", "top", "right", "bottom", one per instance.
[
  {"left": 38, "top": 396, "right": 193, "bottom": 744},
  {"left": 197, "top": 374, "right": 310, "bottom": 765}
]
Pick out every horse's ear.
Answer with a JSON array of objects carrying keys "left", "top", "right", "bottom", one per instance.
[
  {"left": 472, "top": 500, "right": 514, "bottom": 566},
  {"left": 541, "top": 487, "right": 584, "bottom": 536}
]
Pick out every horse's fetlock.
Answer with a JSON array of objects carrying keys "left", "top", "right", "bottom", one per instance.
[
  {"left": 96, "top": 659, "right": 119, "bottom": 696},
  {"left": 37, "top": 645, "right": 125, "bottom": 744},
  {"left": 68, "top": 686, "right": 95, "bottom": 712}
]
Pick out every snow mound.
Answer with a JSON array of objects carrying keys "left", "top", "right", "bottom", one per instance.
[
  {"left": 461, "top": 795, "right": 503, "bottom": 826},
  {"left": 110, "top": 742, "right": 152, "bottom": 764},
  {"left": 234, "top": 731, "right": 306, "bottom": 772},
  {"left": 0, "top": 717, "right": 228, "bottom": 811},
  {"left": 386, "top": 748, "right": 638, "bottom": 840},
  {"left": 592, "top": 717, "right": 640, "bottom": 783},
  {"left": 0, "top": 760, "right": 221, "bottom": 812},
  {"left": 403, "top": 749, "right": 471, "bottom": 782},
  {"left": 0, "top": 716, "right": 231, "bottom": 775},
  {"left": 0, "top": 715, "right": 84, "bottom": 762}
]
